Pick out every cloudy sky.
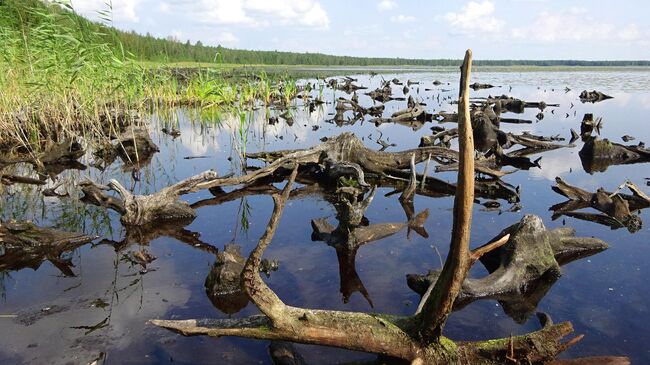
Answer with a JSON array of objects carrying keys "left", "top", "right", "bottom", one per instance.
[{"left": 71, "top": 0, "right": 650, "bottom": 60}]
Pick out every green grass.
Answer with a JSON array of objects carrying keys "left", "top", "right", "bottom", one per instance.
[{"left": 0, "top": 0, "right": 300, "bottom": 152}]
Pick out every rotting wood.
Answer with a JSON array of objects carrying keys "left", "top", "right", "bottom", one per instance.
[
  {"left": 408, "top": 215, "right": 608, "bottom": 323},
  {"left": 148, "top": 50, "right": 619, "bottom": 364},
  {"left": 79, "top": 170, "right": 219, "bottom": 225},
  {"left": 551, "top": 177, "right": 648, "bottom": 232}
]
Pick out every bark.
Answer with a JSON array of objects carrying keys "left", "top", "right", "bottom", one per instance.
[{"left": 415, "top": 49, "right": 475, "bottom": 343}]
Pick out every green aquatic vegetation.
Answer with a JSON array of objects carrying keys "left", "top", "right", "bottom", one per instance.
[{"left": 0, "top": 0, "right": 297, "bottom": 151}]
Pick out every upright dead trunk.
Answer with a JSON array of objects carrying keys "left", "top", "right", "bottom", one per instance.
[{"left": 415, "top": 49, "right": 475, "bottom": 343}]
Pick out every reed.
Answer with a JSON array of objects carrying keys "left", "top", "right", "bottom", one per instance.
[{"left": 0, "top": 0, "right": 298, "bottom": 153}]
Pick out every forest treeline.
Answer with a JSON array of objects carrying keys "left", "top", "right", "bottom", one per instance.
[
  {"left": 3, "top": 0, "right": 650, "bottom": 67},
  {"left": 116, "top": 29, "right": 650, "bottom": 67}
]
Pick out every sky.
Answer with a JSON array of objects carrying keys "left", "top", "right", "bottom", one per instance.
[{"left": 71, "top": 0, "right": 650, "bottom": 60}]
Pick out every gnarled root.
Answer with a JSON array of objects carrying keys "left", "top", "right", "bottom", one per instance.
[
  {"left": 80, "top": 170, "right": 219, "bottom": 225},
  {"left": 407, "top": 215, "right": 608, "bottom": 323}
]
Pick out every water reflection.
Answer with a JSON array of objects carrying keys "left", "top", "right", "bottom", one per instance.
[{"left": 2, "top": 69, "right": 650, "bottom": 364}]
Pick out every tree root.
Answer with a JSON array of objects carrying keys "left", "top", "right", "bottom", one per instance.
[
  {"left": 80, "top": 170, "right": 219, "bottom": 225},
  {"left": 407, "top": 215, "right": 608, "bottom": 323}
]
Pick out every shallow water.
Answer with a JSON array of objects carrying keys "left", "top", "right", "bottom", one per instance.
[{"left": 2, "top": 68, "right": 650, "bottom": 364}]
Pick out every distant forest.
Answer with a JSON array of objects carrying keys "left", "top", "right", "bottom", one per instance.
[
  {"left": 14, "top": 0, "right": 650, "bottom": 67},
  {"left": 113, "top": 29, "right": 650, "bottom": 67}
]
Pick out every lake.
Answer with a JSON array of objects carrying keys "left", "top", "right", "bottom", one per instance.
[{"left": 1, "top": 68, "right": 650, "bottom": 364}]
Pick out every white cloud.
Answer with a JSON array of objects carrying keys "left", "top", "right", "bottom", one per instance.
[
  {"left": 444, "top": 1, "right": 504, "bottom": 35},
  {"left": 511, "top": 9, "right": 646, "bottom": 44},
  {"left": 193, "top": 0, "right": 254, "bottom": 26},
  {"left": 215, "top": 31, "right": 240, "bottom": 45},
  {"left": 158, "top": 2, "right": 170, "bottom": 13},
  {"left": 390, "top": 14, "right": 416, "bottom": 23},
  {"left": 72, "top": 0, "right": 143, "bottom": 23},
  {"left": 190, "top": 0, "right": 329, "bottom": 29},
  {"left": 378, "top": 0, "right": 397, "bottom": 11},
  {"left": 618, "top": 24, "right": 642, "bottom": 42}
]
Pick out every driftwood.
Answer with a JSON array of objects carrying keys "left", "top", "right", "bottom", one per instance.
[
  {"left": 371, "top": 97, "right": 429, "bottom": 130},
  {"left": 479, "top": 95, "right": 558, "bottom": 113},
  {"left": 0, "top": 221, "right": 95, "bottom": 276},
  {"left": 80, "top": 170, "right": 219, "bottom": 225},
  {"left": 550, "top": 177, "right": 649, "bottom": 232},
  {"left": 580, "top": 113, "right": 603, "bottom": 139},
  {"left": 95, "top": 217, "right": 218, "bottom": 254},
  {"left": 36, "top": 138, "right": 87, "bottom": 178},
  {"left": 469, "top": 82, "right": 495, "bottom": 90},
  {"left": 1, "top": 174, "right": 45, "bottom": 186},
  {"left": 580, "top": 90, "right": 613, "bottom": 103},
  {"left": 579, "top": 137, "right": 650, "bottom": 173},
  {"left": 311, "top": 186, "right": 428, "bottom": 306},
  {"left": 149, "top": 50, "right": 606, "bottom": 365},
  {"left": 0, "top": 138, "right": 86, "bottom": 185},
  {"left": 337, "top": 78, "right": 367, "bottom": 94},
  {"left": 197, "top": 132, "right": 520, "bottom": 202},
  {"left": 94, "top": 126, "right": 159, "bottom": 171},
  {"left": 365, "top": 81, "right": 393, "bottom": 102},
  {"left": 407, "top": 215, "right": 608, "bottom": 323},
  {"left": 494, "top": 144, "right": 541, "bottom": 170}
]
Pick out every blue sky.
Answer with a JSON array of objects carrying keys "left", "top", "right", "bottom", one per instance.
[{"left": 71, "top": 0, "right": 650, "bottom": 60}]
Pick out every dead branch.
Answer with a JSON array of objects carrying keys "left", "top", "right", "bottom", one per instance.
[{"left": 551, "top": 177, "right": 647, "bottom": 232}]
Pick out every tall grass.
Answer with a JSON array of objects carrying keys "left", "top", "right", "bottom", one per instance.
[
  {"left": 0, "top": 0, "right": 142, "bottom": 149},
  {"left": 0, "top": 0, "right": 301, "bottom": 152}
]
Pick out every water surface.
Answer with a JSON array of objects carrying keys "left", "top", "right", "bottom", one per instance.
[{"left": 2, "top": 68, "right": 650, "bottom": 364}]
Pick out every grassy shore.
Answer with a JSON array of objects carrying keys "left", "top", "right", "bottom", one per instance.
[{"left": 0, "top": 0, "right": 302, "bottom": 152}]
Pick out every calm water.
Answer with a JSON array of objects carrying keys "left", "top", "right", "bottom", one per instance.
[{"left": 2, "top": 68, "right": 650, "bottom": 364}]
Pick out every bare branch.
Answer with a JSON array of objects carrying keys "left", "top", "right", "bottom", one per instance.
[{"left": 470, "top": 234, "right": 510, "bottom": 264}]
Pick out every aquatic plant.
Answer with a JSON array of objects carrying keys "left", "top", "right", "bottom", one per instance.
[{"left": 0, "top": 0, "right": 297, "bottom": 152}]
